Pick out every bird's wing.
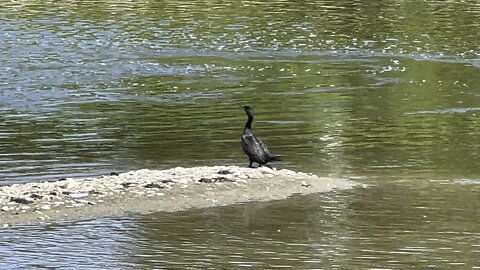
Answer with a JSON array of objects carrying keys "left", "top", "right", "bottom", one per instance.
[
  {"left": 256, "top": 137, "right": 272, "bottom": 156},
  {"left": 242, "top": 135, "right": 268, "bottom": 163}
]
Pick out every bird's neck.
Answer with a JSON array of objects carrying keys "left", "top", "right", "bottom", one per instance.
[{"left": 244, "top": 115, "right": 253, "bottom": 132}]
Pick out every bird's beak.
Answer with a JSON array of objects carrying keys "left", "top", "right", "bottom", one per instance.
[{"left": 240, "top": 105, "right": 245, "bottom": 109}]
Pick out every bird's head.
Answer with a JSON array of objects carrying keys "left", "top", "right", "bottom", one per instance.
[{"left": 240, "top": 105, "right": 254, "bottom": 117}]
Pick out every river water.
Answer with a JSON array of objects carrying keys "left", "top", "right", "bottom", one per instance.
[{"left": 1, "top": 0, "right": 479, "bottom": 269}]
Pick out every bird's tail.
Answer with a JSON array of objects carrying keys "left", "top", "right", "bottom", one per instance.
[{"left": 269, "top": 155, "right": 282, "bottom": 162}]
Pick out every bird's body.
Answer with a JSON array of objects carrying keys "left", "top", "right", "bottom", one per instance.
[{"left": 240, "top": 105, "right": 281, "bottom": 168}]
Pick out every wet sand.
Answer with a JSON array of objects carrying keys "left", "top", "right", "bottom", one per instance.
[{"left": 1, "top": 166, "right": 360, "bottom": 227}]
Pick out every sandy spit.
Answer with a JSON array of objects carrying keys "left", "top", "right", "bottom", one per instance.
[{"left": 1, "top": 166, "right": 360, "bottom": 227}]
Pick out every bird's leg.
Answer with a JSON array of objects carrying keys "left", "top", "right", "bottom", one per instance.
[{"left": 248, "top": 159, "right": 255, "bottom": 168}]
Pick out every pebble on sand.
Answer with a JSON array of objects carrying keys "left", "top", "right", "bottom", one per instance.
[{"left": 0, "top": 166, "right": 360, "bottom": 226}]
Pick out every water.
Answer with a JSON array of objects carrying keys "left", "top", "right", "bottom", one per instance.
[
  {"left": 1, "top": 0, "right": 479, "bottom": 268},
  {"left": 2, "top": 190, "right": 479, "bottom": 269}
]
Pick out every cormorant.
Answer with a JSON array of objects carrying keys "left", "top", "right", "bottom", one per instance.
[{"left": 240, "top": 105, "right": 281, "bottom": 168}]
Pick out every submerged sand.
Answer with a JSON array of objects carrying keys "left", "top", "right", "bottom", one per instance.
[{"left": 1, "top": 166, "right": 360, "bottom": 227}]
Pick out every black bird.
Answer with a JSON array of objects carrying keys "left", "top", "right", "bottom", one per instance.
[{"left": 240, "top": 105, "right": 281, "bottom": 168}]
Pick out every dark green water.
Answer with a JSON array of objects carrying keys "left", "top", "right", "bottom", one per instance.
[{"left": 1, "top": 1, "right": 479, "bottom": 269}]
